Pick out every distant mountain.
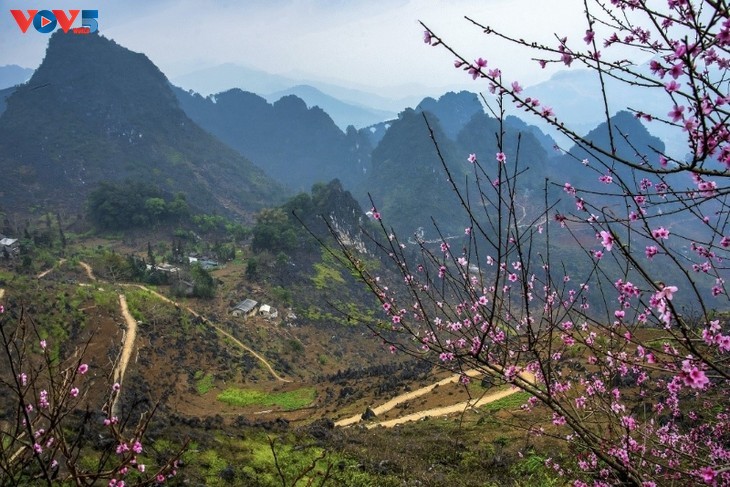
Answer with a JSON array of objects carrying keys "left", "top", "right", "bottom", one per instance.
[
  {"left": 173, "top": 63, "right": 421, "bottom": 114},
  {"left": 457, "top": 111, "right": 556, "bottom": 191},
  {"left": 174, "top": 87, "right": 373, "bottom": 193},
  {"left": 0, "top": 65, "right": 33, "bottom": 89},
  {"left": 363, "top": 108, "right": 468, "bottom": 237},
  {"left": 555, "top": 110, "right": 666, "bottom": 193},
  {"left": 265, "top": 85, "right": 394, "bottom": 130},
  {"left": 524, "top": 67, "right": 686, "bottom": 159},
  {"left": 416, "top": 91, "right": 484, "bottom": 140},
  {"left": 359, "top": 92, "right": 560, "bottom": 237},
  {"left": 173, "top": 63, "right": 296, "bottom": 98},
  {"left": 359, "top": 119, "right": 396, "bottom": 148},
  {"left": 0, "top": 33, "right": 284, "bottom": 217}
]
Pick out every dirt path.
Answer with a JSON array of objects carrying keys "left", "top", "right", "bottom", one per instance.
[
  {"left": 335, "top": 369, "right": 483, "bottom": 427},
  {"left": 112, "top": 294, "right": 138, "bottom": 416},
  {"left": 36, "top": 258, "right": 67, "bottom": 279},
  {"left": 367, "top": 387, "right": 519, "bottom": 429},
  {"left": 78, "top": 261, "right": 96, "bottom": 281},
  {"left": 337, "top": 371, "right": 536, "bottom": 429},
  {"left": 129, "top": 284, "right": 291, "bottom": 383}
]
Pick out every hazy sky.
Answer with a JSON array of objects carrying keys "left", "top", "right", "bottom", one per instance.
[{"left": 1, "top": 0, "right": 596, "bottom": 94}]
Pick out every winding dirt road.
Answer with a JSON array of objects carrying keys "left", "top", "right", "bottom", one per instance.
[
  {"left": 129, "top": 284, "right": 291, "bottom": 383},
  {"left": 112, "top": 294, "right": 138, "bottom": 416},
  {"left": 36, "top": 258, "right": 67, "bottom": 279},
  {"left": 337, "top": 370, "right": 536, "bottom": 429},
  {"left": 367, "top": 387, "right": 521, "bottom": 429},
  {"left": 335, "top": 369, "right": 483, "bottom": 427},
  {"left": 37, "top": 259, "right": 290, "bottom": 383}
]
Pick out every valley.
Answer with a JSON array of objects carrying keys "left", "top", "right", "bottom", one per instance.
[{"left": 1, "top": 12, "right": 728, "bottom": 485}]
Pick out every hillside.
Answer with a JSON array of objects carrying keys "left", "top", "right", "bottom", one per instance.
[
  {"left": 175, "top": 87, "right": 373, "bottom": 192},
  {"left": 0, "top": 33, "right": 284, "bottom": 218}
]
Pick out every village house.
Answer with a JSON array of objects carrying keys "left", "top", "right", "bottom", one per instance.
[
  {"left": 258, "top": 304, "right": 278, "bottom": 319},
  {"left": 231, "top": 298, "right": 258, "bottom": 319},
  {"left": 0, "top": 236, "right": 19, "bottom": 257}
]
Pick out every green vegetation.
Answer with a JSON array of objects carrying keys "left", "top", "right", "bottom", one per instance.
[
  {"left": 217, "top": 387, "right": 316, "bottom": 410},
  {"left": 87, "top": 180, "right": 190, "bottom": 229},
  {"left": 194, "top": 371, "right": 215, "bottom": 395},
  {"left": 481, "top": 391, "right": 532, "bottom": 413},
  {"left": 311, "top": 250, "right": 345, "bottom": 290}
]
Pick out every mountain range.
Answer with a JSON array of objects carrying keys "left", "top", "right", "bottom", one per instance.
[
  {"left": 0, "top": 33, "right": 283, "bottom": 218},
  {"left": 0, "top": 32, "right": 673, "bottom": 242}
]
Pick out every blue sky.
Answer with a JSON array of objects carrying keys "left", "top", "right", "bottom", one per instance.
[{"left": 1, "top": 0, "right": 599, "bottom": 95}]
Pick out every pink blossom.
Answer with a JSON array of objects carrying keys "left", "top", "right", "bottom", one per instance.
[
  {"left": 645, "top": 246, "right": 658, "bottom": 259},
  {"left": 584, "top": 30, "right": 595, "bottom": 44},
  {"left": 668, "top": 105, "right": 685, "bottom": 122},
  {"left": 717, "top": 335, "right": 730, "bottom": 352},
  {"left": 652, "top": 227, "right": 670, "bottom": 240},
  {"left": 78, "top": 364, "right": 89, "bottom": 375},
  {"left": 698, "top": 466, "right": 716, "bottom": 484},
  {"left": 599, "top": 231, "right": 614, "bottom": 252},
  {"left": 70, "top": 387, "right": 79, "bottom": 398},
  {"left": 467, "top": 153, "right": 477, "bottom": 163},
  {"left": 665, "top": 80, "right": 681, "bottom": 92},
  {"left": 495, "top": 152, "right": 506, "bottom": 164},
  {"left": 511, "top": 81, "right": 523, "bottom": 94}
]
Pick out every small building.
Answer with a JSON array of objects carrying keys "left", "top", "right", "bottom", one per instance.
[
  {"left": 0, "top": 237, "right": 18, "bottom": 257},
  {"left": 259, "top": 304, "right": 278, "bottom": 319},
  {"left": 231, "top": 299, "right": 258, "bottom": 318},
  {"left": 156, "top": 263, "right": 180, "bottom": 274},
  {"left": 199, "top": 259, "right": 219, "bottom": 270}
]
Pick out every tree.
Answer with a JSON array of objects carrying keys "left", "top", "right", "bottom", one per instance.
[
  {"left": 332, "top": 2, "right": 730, "bottom": 485},
  {"left": 0, "top": 306, "right": 183, "bottom": 485},
  {"left": 190, "top": 263, "right": 215, "bottom": 299}
]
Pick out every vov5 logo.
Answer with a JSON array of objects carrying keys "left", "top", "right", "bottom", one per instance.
[{"left": 10, "top": 9, "right": 98, "bottom": 34}]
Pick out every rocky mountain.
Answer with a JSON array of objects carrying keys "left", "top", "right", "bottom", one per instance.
[
  {"left": 555, "top": 110, "right": 666, "bottom": 193},
  {"left": 0, "top": 33, "right": 283, "bottom": 217},
  {"left": 175, "top": 87, "right": 373, "bottom": 193},
  {"left": 416, "top": 91, "right": 484, "bottom": 140},
  {"left": 265, "top": 84, "right": 394, "bottom": 130},
  {"left": 523, "top": 67, "right": 686, "bottom": 159},
  {"left": 364, "top": 108, "right": 468, "bottom": 238}
]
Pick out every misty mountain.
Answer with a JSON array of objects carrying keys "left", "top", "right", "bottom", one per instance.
[
  {"left": 524, "top": 67, "right": 686, "bottom": 159},
  {"left": 457, "top": 111, "right": 556, "bottom": 191},
  {"left": 555, "top": 110, "right": 666, "bottom": 193},
  {"left": 364, "top": 108, "right": 468, "bottom": 237},
  {"left": 172, "top": 63, "right": 422, "bottom": 114},
  {"left": 0, "top": 33, "right": 283, "bottom": 217},
  {"left": 0, "top": 65, "right": 33, "bottom": 89},
  {"left": 172, "top": 63, "right": 297, "bottom": 97},
  {"left": 416, "top": 91, "right": 484, "bottom": 140},
  {"left": 174, "top": 87, "right": 373, "bottom": 192},
  {"left": 265, "top": 84, "right": 394, "bottom": 130}
]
